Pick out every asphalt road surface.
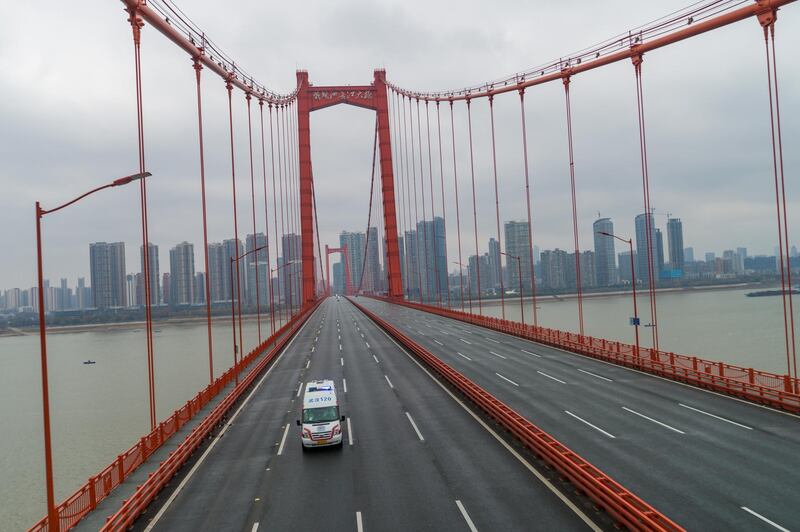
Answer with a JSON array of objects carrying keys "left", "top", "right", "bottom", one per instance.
[
  {"left": 139, "top": 297, "right": 599, "bottom": 532},
  {"left": 357, "top": 297, "right": 800, "bottom": 532}
]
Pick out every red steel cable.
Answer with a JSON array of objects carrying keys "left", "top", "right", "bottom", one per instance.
[
  {"left": 449, "top": 101, "right": 468, "bottom": 312},
  {"left": 415, "top": 99, "right": 432, "bottom": 304},
  {"left": 290, "top": 102, "right": 302, "bottom": 309},
  {"left": 245, "top": 94, "right": 262, "bottom": 344},
  {"left": 563, "top": 77, "right": 585, "bottom": 337},
  {"left": 358, "top": 120, "right": 380, "bottom": 293},
  {"left": 425, "top": 101, "right": 442, "bottom": 306},
  {"left": 130, "top": 15, "right": 157, "bottom": 430},
  {"left": 225, "top": 78, "right": 244, "bottom": 381},
  {"left": 466, "top": 98, "right": 483, "bottom": 314},
  {"left": 633, "top": 58, "right": 659, "bottom": 351},
  {"left": 392, "top": 91, "right": 411, "bottom": 300},
  {"left": 311, "top": 169, "right": 326, "bottom": 295},
  {"left": 276, "top": 105, "right": 289, "bottom": 318},
  {"left": 401, "top": 95, "right": 418, "bottom": 301},
  {"left": 193, "top": 59, "right": 214, "bottom": 383},
  {"left": 518, "top": 89, "right": 539, "bottom": 327},
  {"left": 770, "top": 27, "right": 798, "bottom": 386},
  {"left": 488, "top": 95, "right": 506, "bottom": 319},
  {"left": 258, "top": 100, "right": 276, "bottom": 336},
  {"left": 435, "top": 102, "right": 452, "bottom": 309},
  {"left": 268, "top": 104, "right": 283, "bottom": 328},
  {"left": 287, "top": 102, "right": 299, "bottom": 307},
  {"left": 407, "top": 97, "right": 425, "bottom": 303}
]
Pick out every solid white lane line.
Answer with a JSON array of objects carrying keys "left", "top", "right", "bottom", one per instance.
[
  {"left": 296, "top": 382, "right": 304, "bottom": 397},
  {"left": 486, "top": 337, "right": 500, "bottom": 344},
  {"left": 385, "top": 375, "right": 394, "bottom": 389},
  {"left": 277, "top": 424, "right": 291, "bottom": 455},
  {"left": 460, "top": 338, "right": 472, "bottom": 345},
  {"left": 565, "top": 411, "right": 616, "bottom": 438},
  {"left": 406, "top": 412, "right": 425, "bottom": 440},
  {"left": 343, "top": 378, "right": 348, "bottom": 393},
  {"left": 455, "top": 500, "right": 479, "bottom": 532},
  {"left": 521, "top": 349, "right": 541, "bottom": 358},
  {"left": 434, "top": 339, "right": 444, "bottom": 346},
  {"left": 373, "top": 354, "right": 380, "bottom": 363},
  {"left": 142, "top": 307, "right": 317, "bottom": 532},
  {"left": 356, "top": 511, "right": 364, "bottom": 532},
  {"left": 489, "top": 351, "right": 507, "bottom": 360},
  {"left": 374, "top": 326, "right": 600, "bottom": 531},
  {"left": 537, "top": 370, "right": 566, "bottom": 384},
  {"left": 496, "top": 373, "right": 519, "bottom": 387},
  {"left": 622, "top": 407, "right": 685, "bottom": 434},
  {"left": 347, "top": 417, "right": 353, "bottom": 445},
  {"left": 578, "top": 368, "right": 612, "bottom": 382},
  {"left": 741, "top": 507, "right": 790, "bottom": 532},
  {"left": 251, "top": 523, "right": 259, "bottom": 532},
  {"left": 457, "top": 352, "right": 472, "bottom": 361},
  {"left": 679, "top": 403, "right": 753, "bottom": 430}
]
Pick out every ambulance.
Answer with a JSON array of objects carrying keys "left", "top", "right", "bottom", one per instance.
[{"left": 297, "top": 379, "right": 345, "bottom": 449}]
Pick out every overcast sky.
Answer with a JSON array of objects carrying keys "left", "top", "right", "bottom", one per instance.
[{"left": 1, "top": 0, "right": 798, "bottom": 290}]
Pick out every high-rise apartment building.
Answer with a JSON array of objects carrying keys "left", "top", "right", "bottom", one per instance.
[
  {"left": 593, "top": 218, "right": 616, "bottom": 286},
  {"left": 488, "top": 237, "right": 501, "bottom": 292},
  {"left": 140, "top": 242, "right": 160, "bottom": 305},
  {"left": 666, "top": 218, "right": 684, "bottom": 275},
  {"left": 89, "top": 242, "right": 127, "bottom": 308},
  {"left": 207, "top": 243, "right": 226, "bottom": 302},
  {"left": 364, "top": 226, "right": 381, "bottom": 294},
  {"left": 468, "top": 253, "right": 491, "bottom": 297},
  {"left": 415, "top": 218, "right": 447, "bottom": 302},
  {"left": 684, "top": 247, "right": 695, "bottom": 263},
  {"left": 223, "top": 238, "right": 244, "bottom": 304},
  {"left": 339, "top": 231, "right": 366, "bottom": 295},
  {"left": 281, "top": 233, "right": 302, "bottom": 307},
  {"left": 635, "top": 213, "right": 659, "bottom": 288},
  {"left": 246, "top": 233, "right": 269, "bottom": 305},
  {"left": 540, "top": 249, "right": 569, "bottom": 290},
  {"left": 169, "top": 242, "right": 195, "bottom": 305},
  {"left": 504, "top": 221, "right": 533, "bottom": 294}
]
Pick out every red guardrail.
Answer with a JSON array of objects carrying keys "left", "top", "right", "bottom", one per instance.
[
  {"left": 370, "top": 297, "right": 800, "bottom": 413},
  {"left": 350, "top": 297, "right": 683, "bottom": 531},
  {"left": 30, "top": 301, "right": 320, "bottom": 532}
]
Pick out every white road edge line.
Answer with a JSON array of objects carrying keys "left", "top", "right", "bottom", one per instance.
[
  {"left": 356, "top": 511, "right": 364, "bottom": 532},
  {"left": 371, "top": 321, "right": 600, "bottom": 531},
  {"left": 495, "top": 372, "right": 519, "bottom": 387},
  {"left": 455, "top": 500, "right": 479, "bottom": 532},
  {"left": 679, "top": 403, "right": 753, "bottom": 430},
  {"left": 142, "top": 307, "right": 317, "bottom": 531},
  {"left": 537, "top": 370, "right": 566, "bottom": 384},
  {"left": 406, "top": 412, "right": 425, "bottom": 440},
  {"left": 385, "top": 375, "right": 394, "bottom": 389},
  {"left": 489, "top": 351, "right": 507, "bottom": 360},
  {"left": 277, "top": 424, "right": 291, "bottom": 455},
  {"left": 622, "top": 406, "right": 684, "bottom": 434},
  {"left": 457, "top": 352, "right": 472, "bottom": 361},
  {"left": 521, "top": 349, "right": 541, "bottom": 358},
  {"left": 578, "top": 368, "right": 612, "bottom": 382},
  {"left": 741, "top": 507, "right": 790, "bottom": 532},
  {"left": 347, "top": 417, "right": 354, "bottom": 445},
  {"left": 565, "top": 410, "right": 616, "bottom": 438}
]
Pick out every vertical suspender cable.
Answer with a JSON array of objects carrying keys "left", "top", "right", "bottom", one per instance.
[
  {"left": 289, "top": 101, "right": 301, "bottom": 306},
  {"left": 193, "top": 58, "right": 214, "bottom": 383},
  {"left": 258, "top": 100, "right": 275, "bottom": 336},
  {"left": 408, "top": 98, "right": 424, "bottom": 303},
  {"left": 519, "top": 88, "right": 539, "bottom": 327},
  {"left": 425, "top": 101, "right": 442, "bottom": 307},
  {"left": 225, "top": 78, "right": 244, "bottom": 382},
  {"left": 402, "top": 96, "right": 418, "bottom": 301},
  {"left": 285, "top": 103, "right": 296, "bottom": 310},
  {"left": 358, "top": 120, "right": 380, "bottom": 292},
  {"left": 466, "top": 98, "right": 483, "bottom": 314},
  {"left": 245, "top": 93, "right": 262, "bottom": 344},
  {"left": 563, "top": 76, "right": 585, "bottom": 337},
  {"left": 312, "top": 168, "right": 326, "bottom": 295},
  {"left": 416, "top": 99, "right": 432, "bottom": 304},
  {"left": 449, "top": 101, "right": 468, "bottom": 312},
  {"left": 276, "top": 105, "right": 288, "bottom": 318},
  {"left": 392, "top": 91, "right": 410, "bottom": 300},
  {"left": 129, "top": 12, "right": 156, "bottom": 429},
  {"left": 435, "top": 102, "right": 451, "bottom": 309},
  {"left": 488, "top": 95, "right": 506, "bottom": 319},
  {"left": 269, "top": 104, "right": 283, "bottom": 328},
  {"left": 632, "top": 56, "right": 658, "bottom": 351}
]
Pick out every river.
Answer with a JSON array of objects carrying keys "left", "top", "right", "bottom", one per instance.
[{"left": 0, "top": 287, "right": 794, "bottom": 529}]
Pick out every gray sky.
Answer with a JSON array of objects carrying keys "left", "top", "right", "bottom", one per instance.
[{"left": 1, "top": 0, "right": 798, "bottom": 290}]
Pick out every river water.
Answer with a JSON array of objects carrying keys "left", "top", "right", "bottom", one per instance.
[{"left": 0, "top": 288, "right": 794, "bottom": 529}]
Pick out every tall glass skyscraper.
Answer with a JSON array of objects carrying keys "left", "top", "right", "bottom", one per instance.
[
  {"left": 593, "top": 218, "right": 616, "bottom": 286},
  {"left": 635, "top": 213, "right": 660, "bottom": 287},
  {"left": 667, "top": 218, "right": 684, "bottom": 275}
]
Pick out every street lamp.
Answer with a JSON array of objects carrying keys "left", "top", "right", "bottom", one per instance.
[
  {"left": 596, "top": 231, "right": 640, "bottom": 360},
  {"left": 228, "top": 244, "right": 268, "bottom": 385},
  {"left": 35, "top": 171, "right": 151, "bottom": 531},
  {"left": 452, "top": 261, "right": 472, "bottom": 314},
  {"left": 501, "top": 251, "right": 524, "bottom": 324}
]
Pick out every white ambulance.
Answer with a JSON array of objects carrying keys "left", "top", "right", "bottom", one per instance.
[{"left": 297, "top": 379, "right": 345, "bottom": 449}]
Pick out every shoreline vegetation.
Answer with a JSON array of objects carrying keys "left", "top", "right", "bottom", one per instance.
[{"left": 1, "top": 281, "right": 764, "bottom": 338}]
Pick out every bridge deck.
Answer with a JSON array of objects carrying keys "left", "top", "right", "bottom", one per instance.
[
  {"left": 135, "top": 297, "right": 598, "bottom": 531},
  {"left": 358, "top": 297, "right": 800, "bottom": 531}
]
